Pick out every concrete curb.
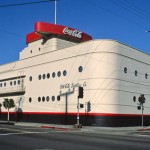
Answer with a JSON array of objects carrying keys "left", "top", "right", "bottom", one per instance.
[
  {"left": 138, "top": 128, "right": 150, "bottom": 131},
  {"left": 14, "top": 122, "right": 150, "bottom": 133},
  {"left": 40, "top": 125, "right": 81, "bottom": 131},
  {"left": 0, "top": 121, "right": 15, "bottom": 125}
]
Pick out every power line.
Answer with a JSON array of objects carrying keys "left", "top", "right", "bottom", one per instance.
[
  {"left": 125, "top": 0, "right": 150, "bottom": 19},
  {"left": 111, "top": 0, "right": 150, "bottom": 22},
  {"left": 0, "top": 29, "right": 24, "bottom": 38},
  {"left": 86, "top": 0, "right": 147, "bottom": 29},
  {"left": 0, "top": 0, "right": 55, "bottom": 8},
  {"left": 0, "top": 0, "right": 57, "bottom": 38}
]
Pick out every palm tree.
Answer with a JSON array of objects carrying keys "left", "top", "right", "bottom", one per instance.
[{"left": 3, "top": 98, "right": 15, "bottom": 123}]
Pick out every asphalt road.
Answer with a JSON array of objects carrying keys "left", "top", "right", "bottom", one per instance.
[{"left": 0, "top": 125, "right": 150, "bottom": 150}]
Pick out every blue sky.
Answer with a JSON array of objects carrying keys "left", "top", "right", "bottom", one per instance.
[{"left": 0, "top": 0, "right": 150, "bottom": 64}]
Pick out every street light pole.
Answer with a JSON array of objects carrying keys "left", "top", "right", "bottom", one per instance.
[{"left": 54, "top": 0, "right": 57, "bottom": 24}]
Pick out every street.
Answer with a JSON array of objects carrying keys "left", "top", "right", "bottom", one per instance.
[{"left": 0, "top": 124, "right": 150, "bottom": 150}]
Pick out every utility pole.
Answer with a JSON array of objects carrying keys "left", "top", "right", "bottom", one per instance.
[{"left": 54, "top": 0, "right": 57, "bottom": 24}]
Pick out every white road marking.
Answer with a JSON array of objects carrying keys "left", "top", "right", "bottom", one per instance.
[
  {"left": 133, "top": 134, "right": 150, "bottom": 137},
  {"left": 0, "top": 129, "right": 68, "bottom": 136},
  {"left": 0, "top": 131, "right": 47, "bottom": 136},
  {"left": 35, "top": 149, "right": 53, "bottom": 150}
]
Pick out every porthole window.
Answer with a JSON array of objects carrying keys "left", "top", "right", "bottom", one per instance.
[
  {"left": 14, "top": 81, "right": 16, "bottom": 85},
  {"left": 135, "top": 70, "right": 138, "bottom": 76},
  {"left": 4, "top": 82, "right": 6, "bottom": 87},
  {"left": 63, "top": 70, "right": 67, "bottom": 76},
  {"left": 30, "top": 50, "right": 32, "bottom": 53},
  {"left": 52, "top": 96, "right": 55, "bottom": 101},
  {"left": 52, "top": 72, "right": 56, "bottom": 78},
  {"left": 18, "top": 80, "right": 20, "bottom": 85},
  {"left": 145, "top": 73, "right": 148, "bottom": 79},
  {"left": 47, "top": 73, "right": 50, "bottom": 79},
  {"left": 124, "top": 67, "right": 127, "bottom": 74},
  {"left": 46, "top": 96, "right": 50, "bottom": 102},
  {"left": 29, "top": 76, "right": 32, "bottom": 81},
  {"left": 0, "top": 83, "right": 2, "bottom": 87},
  {"left": 10, "top": 81, "right": 13, "bottom": 86},
  {"left": 38, "top": 97, "right": 41, "bottom": 102},
  {"left": 38, "top": 75, "right": 41, "bottom": 80},
  {"left": 43, "top": 74, "right": 46, "bottom": 79},
  {"left": 42, "top": 96, "right": 45, "bottom": 102},
  {"left": 57, "top": 71, "right": 61, "bottom": 77},
  {"left": 57, "top": 95, "right": 60, "bottom": 101},
  {"left": 29, "top": 97, "right": 32, "bottom": 103},
  {"left": 133, "top": 96, "right": 136, "bottom": 102},
  {"left": 78, "top": 66, "right": 83, "bottom": 73}
]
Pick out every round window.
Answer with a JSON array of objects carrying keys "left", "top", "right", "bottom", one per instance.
[
  {"left": 43, "top": 74, "right": 46, "bottom": 79},
  {"left": 42, "top": 96, "right": 45, "bottom": 102},
  {"left": 18, "top": 80, "right": 20, "bottom": 85},
  {"left": 52, "top": 96, "right": 55, "bottom": 101},
  {"left": 47, "top": 73, "right": 50, "bottom": 79},
  {"left": 133, "top": 96, "right": 136, "bottom": 102},
  {"left": 57, "top": 71, "right": 61, "bottom": 77},
  {"left": 10, "top": 81, "right": 13, "bottom": 86},
  {"left": 46, "top": 96, "right": 50, "bottom": 102},
  {"left": 52, "top": 72, "right": 56, "bottom": 78},
  {"left": 57, "top": 95, "right": 60, "bottom": 101},
  {"left": 29, "top": 76, "right": 32, "bottom": 81},
  {"left": 38, "top": 97, "right": 41, "bottom": 102},
  {"left": 124, "top": 67, "right": 127, "bottom": 74},
  {"left": 145, "top": 73, "right": 148, "bottom": 79},
  {"left": 38, "top": 75, "right": 41, "bottom": 80},
  {"left": 78, "top": 66, "right": 83, "bottom": 72},
  {"left": 29, "top": 97, "right": 32, "bottom": 103},
  {"left": 63, "top": 70, "right": 67, "bottom": 76}
]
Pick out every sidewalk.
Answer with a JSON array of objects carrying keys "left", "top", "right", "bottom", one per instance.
[
  {"left": 14, "top": 122, "right": 150, "bottom": 134},
  {"left": 0, "top": 121, "right": 15, "bottom": 125}
]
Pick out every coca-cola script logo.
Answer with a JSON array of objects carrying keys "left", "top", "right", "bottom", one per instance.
[{"left": 63, "top": 27, "right": 82, "bottom": 39}]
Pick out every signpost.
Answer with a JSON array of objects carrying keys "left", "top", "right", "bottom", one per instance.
[
  {"left": 137, "top": 94, "right": 146, "bottom": 127},
  {"left": 76, "top": 87, "right": 84, "bottom": 127}
]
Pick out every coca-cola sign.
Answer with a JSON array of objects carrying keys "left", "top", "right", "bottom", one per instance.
[{"left": 63, "top": 27, "right": 82, "bottom": 39}]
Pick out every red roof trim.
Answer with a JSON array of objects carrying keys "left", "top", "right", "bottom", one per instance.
[{"left": 26, "top": 32, "right": 42, "bottom": 44}]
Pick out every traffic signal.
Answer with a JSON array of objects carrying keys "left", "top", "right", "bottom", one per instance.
[
  {"left": 80, "top": 103, "right": 84, "bottom": 108},
  {"left": 138, "top": 97, "right": 142, "bottom": 103},
  {"left": 137, "top": 106, "right": 141, "bottom": 110},
  {"left": 141, "top": 94, "right": 145, "bottom": 104},
  {"left": 87, "top": 101, "right": 91, "bottom": 112},
  {"left": 78, "top": 87, "right": 84, "bottom": 98},
  {"left": 138, "top": 94, "right": 145, "bottom": 104}
]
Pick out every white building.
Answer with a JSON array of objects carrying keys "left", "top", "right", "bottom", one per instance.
[{"left": 0, "top": 22, "right": 149, "bottom": 127}]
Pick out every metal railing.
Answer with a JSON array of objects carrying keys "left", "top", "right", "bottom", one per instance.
[{"left": 0, "top": 86, "right": 25, "bottom": 94}]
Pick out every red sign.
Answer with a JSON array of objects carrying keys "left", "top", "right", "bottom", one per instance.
[{"left": 26, "top": 22, "right": 92, "bottom": 44}]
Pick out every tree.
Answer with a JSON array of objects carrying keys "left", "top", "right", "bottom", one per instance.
[{"left": 3, "top": 98, "right": 15, "bottom": 123}]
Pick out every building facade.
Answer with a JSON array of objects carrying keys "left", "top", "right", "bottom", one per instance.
[{"left": 0, "top": 22, "right": 150, "bottom": 127}]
